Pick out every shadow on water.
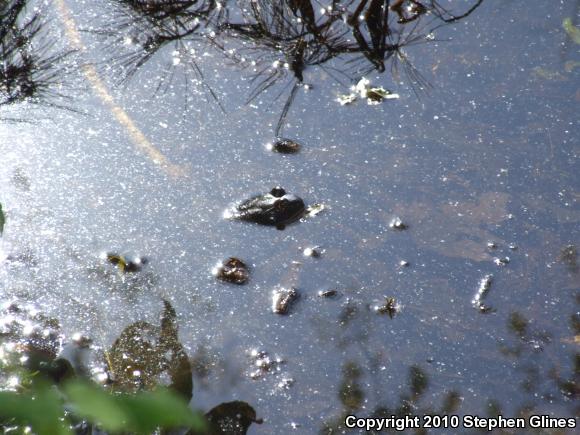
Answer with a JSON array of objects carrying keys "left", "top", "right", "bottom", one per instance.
[{"left": 94, "top": 0, "right": 227, "bottom": 108}]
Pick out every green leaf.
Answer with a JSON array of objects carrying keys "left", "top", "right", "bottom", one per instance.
[
  {"left": 120, "top": 388, "right": 206, "bottom": 433},
  {"left": 0, "top": 202, "right": 5, "bottom": 235},
  {"left": 563, "top": 18, "right": 580, "bottom": 44},
  {"left": 65, "top": 382, "right": 128, "bottom": 432},
  {"left": 65, "top": 382, "right": 206, "bottom": 434},
  {"left": 0, "top": 385, "right": 71, "bottom": 435}
]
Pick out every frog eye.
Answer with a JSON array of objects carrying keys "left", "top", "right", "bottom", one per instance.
[{"left": 270, "top": 187, "right": 286, "bottom": 197}]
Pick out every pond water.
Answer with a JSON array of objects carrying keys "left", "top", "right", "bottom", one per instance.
[{"left": 1, "top": 0, "right": 579, "bottom": 433}]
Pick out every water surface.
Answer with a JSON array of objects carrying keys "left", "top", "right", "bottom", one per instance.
[{"left": 1, "top": 0, "right": 579, "bottom": 433}]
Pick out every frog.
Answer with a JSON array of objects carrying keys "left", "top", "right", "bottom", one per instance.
[{"left": 226, "top": 187, "right": 306, "bottom": 230}]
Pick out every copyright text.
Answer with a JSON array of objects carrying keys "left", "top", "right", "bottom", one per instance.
[{"left": 344, "top": 414, "right": 576, "bottom": 431}]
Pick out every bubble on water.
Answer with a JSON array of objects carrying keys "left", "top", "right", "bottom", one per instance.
[
  {"left": 389, "top": 217, "right": 408, "bottom": 230},
  {"left": 303, "top": 247, "right": 321, "bottom": 258}
]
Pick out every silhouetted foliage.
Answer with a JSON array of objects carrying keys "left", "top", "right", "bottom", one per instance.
[
  {"left": 101, "top": 0, "right": 485, "bottom": 133},
  {"left": 0, "top": 0, "right": 71, "bottom": 109}
]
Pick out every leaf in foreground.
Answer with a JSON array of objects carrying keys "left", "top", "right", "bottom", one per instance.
[
  {"left": 65, "top": 382, "right": 206, "bottom": 434},
  {"left": 0, "top": 385, "right": 70, "bottom": 435}
]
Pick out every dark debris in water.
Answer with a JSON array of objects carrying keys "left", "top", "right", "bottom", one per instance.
[
  {"left": 373, "top": 297, "right": 399, "bottom": 319},
  {"left": 248, "top": 349, "right": 284, "bottom": 380},
  {"left": 501, "top": 312, "right": 553, "bottom": 355},
  {"left": 267, "top": 137, "right": 301, "bottom": 154},
  {"left": 203, "top": 401, "right": 263, "bottom": 435},
  {"left": 318, "top": 289, "right": 338, "bottom": 298},
  {"left": 213, "top": 257, "right": 249, "bottom": 284},
  {"left": 5, "top": 249, "right": 38, "bottom": 268},
  {"left": 271, "top": 287, "right": 299, "bottom": 315},
  {"left": 559, "top": 245, "right": 578, "bottom": 272}
]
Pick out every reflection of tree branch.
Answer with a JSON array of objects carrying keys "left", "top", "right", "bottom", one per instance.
[
  {"left": 95, "top": 0, "right": 486, "bottom": 133},
  {"left": 0, "top": 0, "right": 72, "bottom": 109},
  {"left": 429, "top": 0, "right": 486, "bottom": 24},
  {"left": 220, "top": 1, "right": 351, "bottom": 134},
  {"left": 101, "top": 0, "right": 226, "bottom": 109},
  {"left": 391, "top": 0, "right": 427, "bottom": 24}
]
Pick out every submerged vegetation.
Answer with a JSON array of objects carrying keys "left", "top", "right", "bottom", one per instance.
[
  {"left": 0, "top": 300, "right": 261, "bottom": 434},
  {"left": 563, "top": 17, "right": 580, "bottom": 45}
]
